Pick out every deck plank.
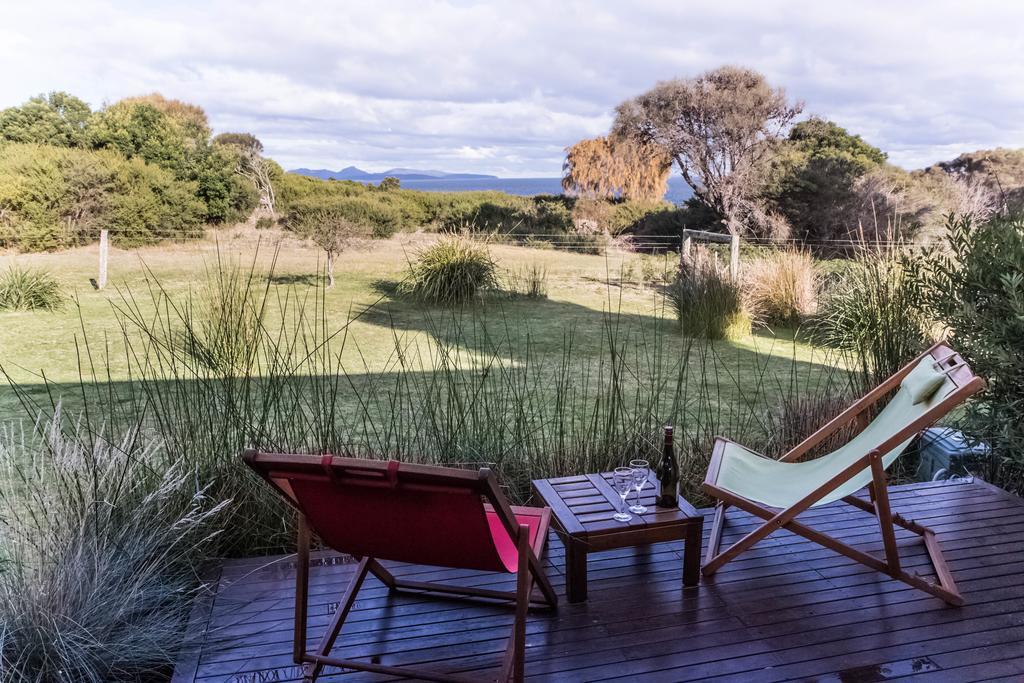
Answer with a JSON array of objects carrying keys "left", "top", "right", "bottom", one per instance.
[{"left": 173, "top": 481, "right": 1024, "bottom": 682}]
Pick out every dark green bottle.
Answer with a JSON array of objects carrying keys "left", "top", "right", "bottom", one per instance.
[{"left": 656, "top": 425, "right": 679, "bottom": 508}]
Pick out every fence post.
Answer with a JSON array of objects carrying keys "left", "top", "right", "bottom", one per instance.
[
  {"left": 98, "top": 229, "right": 109, "bottom": 290},
  {"left": 681, "top": 234, "right": 692, "bottom": 268},
  {"left": 729, "top": 233, "right": 740, "bottom": 281}
]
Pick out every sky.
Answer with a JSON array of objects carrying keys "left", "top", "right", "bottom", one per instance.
[{"left": 1, "top": 1, "right": 1023, "bottom": 177}]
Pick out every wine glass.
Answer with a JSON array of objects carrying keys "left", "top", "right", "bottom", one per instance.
[
  {"left": 611, "top": 467, "right": 633, "bottom": 522},
  {"left": 629, "top": 459, "right": 649, "bottom": 514}
]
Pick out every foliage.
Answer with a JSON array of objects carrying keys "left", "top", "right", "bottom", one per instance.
[
  {"left": 275, "top": 171, "right": 684, "bottom": 247},
  {"left": 933, "top": 148, "right": 1024, "bottom": 214},
  {"left": 815, "top": 248, "right": 933, "bottom": 386},
  {"left": 0, "top": 143, "right": 205, "bottom": 250},
  {"left": 743, "top": 250, "right": 819, "bottom": 327},
  {"left": 670, "top": 251, "right": 751, "bottom": 340},
  {"left": 0, "top": 414, "right": 226, "bottom": 682},
  {"left": 919, "top": 213, "right": 1024, "bottom": 486},
  {"left": 283, "top": 194, "right": 400, "bottom": 240},
  {"left": 87, "top": 99, "right": 190, "bottom": 175},
  {"left": 400, "top": 238, "right": 498, "bottom": 304},
  {"left": 214, "top": 132, "right": 275, "bottom": 214},
  {"left": 562, "top": 136, "right": 671, "bottom": 201},
  {"left": 188, "top": 141, "right": 259, "bottom": 224},
  {"left": 613, "top": 66, "right": 802, "bottom": 237},
  {"left": 760, "top": 118, "right": 887, "bottom": 245},
  {"left": 310, "top": 209, "right": 361, "bottom": 287},
  {"left": 0, "top": 92, "right": 92, "bottom": 147},
  {"left": 0, "top": 266, "right": 65, "bottom": 311},
  {"left": 0, "top": 90, "right": 260, "bottom": 242},
  {"left": 88, "top": 98, "right": 256, "bottom": 224}
]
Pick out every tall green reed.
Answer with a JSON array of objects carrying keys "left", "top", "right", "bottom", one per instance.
[{"left": 4, "top": 246, "right": 852, "bottom": 555}]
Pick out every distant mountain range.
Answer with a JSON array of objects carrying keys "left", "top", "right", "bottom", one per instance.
[{"left": 289, "top": 166, "right": 498, "bottom": 181}]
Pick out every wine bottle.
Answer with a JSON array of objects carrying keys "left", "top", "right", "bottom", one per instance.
[{"left": 656, "top": 425, "right": 679, "bottom": 508}]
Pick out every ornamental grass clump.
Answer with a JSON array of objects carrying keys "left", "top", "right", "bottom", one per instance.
[
  {"left": 0, "top": 413, "right": 227, "bottom": 682},
  {"left": 400, "top": 238, "right": 498, "bottom": 304},
  {"left": 815, "top": 247, "right": 933, "bottom": 386},
  {"left": 0, "top": 266, "right": 65, "bottom": 311},
  {"left": 670, "top": 252, "right": 751, "bottom": 340},
  {"left": 744, "top": 250, "right": 820, "bottom": 328}
]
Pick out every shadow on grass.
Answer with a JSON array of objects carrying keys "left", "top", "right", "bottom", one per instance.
[{"left": 267, "top": 273, "right": 320, "bottom": 287}]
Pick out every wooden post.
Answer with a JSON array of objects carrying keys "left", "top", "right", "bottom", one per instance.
[
  {"left": 98, "top": 229, "right": 109, "bottom": 290},
  {"left": 681, "top": 235, "right": 692, "bottom": 268},
  {"left": 729, "top": 233, "right": 740, "bottom": 282}
]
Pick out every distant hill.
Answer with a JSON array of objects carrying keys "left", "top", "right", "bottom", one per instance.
[{"left": 289, "top": 166, "right": 499, "bottom": 181}]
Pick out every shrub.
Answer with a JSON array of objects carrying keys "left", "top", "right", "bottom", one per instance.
[
  {"left": 400, "top": 238, "right": 498, "bottom": 304},
  {"left": 921, "top": 213, "right": 1024, "bottom": 488},
  {"left": 814, "top": 248, "right": 933, "bottom": 386},
  {"left": 743, "top": 250, "right": 820, "bottom": 327},
  {"left": 0, "top": 414, "right": 226, "bottom": 682},
  {"left": 670, "top": 251, "right": 751, "bottom": 340},
  {"left": 0, "top": 143, "right": 204, "bottom": 250},
  {"left": 283, "top": 195, "right": 400, "bottom": 239},
  {"left": 254, "top": 215, "right": 275, "bottom": 230},
  {"left": 506, "top": 262, "right": 548, "bottom": 299},
  {"left": 0, "top": 266, "right": 65, "bottom": 311}
]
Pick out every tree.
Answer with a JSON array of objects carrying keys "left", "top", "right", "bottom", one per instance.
[
  {"left": 214, "top": 132, "right": 276, "bottom": 213},
  {"left": 119, "top": 93, "right": 211, "bottom": 150},
  {"left": 88, "top": 100, "right": 189, "bottom": 175},
  {"left": 613, "top": 66, "right": 802, "bottom": 236},
  {"left": 562, "top": 136, "right": 671, "bottom": 200},
  {"left": 0, "top": 92, "right": 92, "bottom": 147},
  {"left": 760, "top": 118, "right": 887, "bottom": 244},
  {"left": 309, "top": 209, "right": 359, "bottom": 287}
]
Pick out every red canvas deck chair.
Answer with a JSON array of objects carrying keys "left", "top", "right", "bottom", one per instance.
[
  {"left": 702, "top": 343, "right": 986, "bottom": 606},
  {"left": 243, "top": 452, "right": 558, "bottom": 682}
]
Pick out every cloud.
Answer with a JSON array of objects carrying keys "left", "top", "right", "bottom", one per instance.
[{"left": 1, "top": 0, "right": 1023, "bottom": 175}]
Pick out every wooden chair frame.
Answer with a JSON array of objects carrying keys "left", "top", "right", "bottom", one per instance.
[
  {"left": 701, "top": 344, "right": 986, "bottom": 606},
  {"left": 243, "top": 452, "right": 558, "bottom": 683}
]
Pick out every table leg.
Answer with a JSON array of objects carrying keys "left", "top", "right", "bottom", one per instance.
[
  {"left": 683, "top": 521, "right": 702, "bottom": 587},
  {"left": 565, "top": 538, "right": 588, "bottom": 603}
]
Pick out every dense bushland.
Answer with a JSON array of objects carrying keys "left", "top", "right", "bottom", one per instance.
[
  {"left": 921, "top": 213, "right": 1024, "bottom": 490},
  {"left": 275, "top": 171, "right": 682, "bottom": 246},
  {"left": 0, "top": 143, "right": 205, "bottom": 249},
  {"left": 0, "top": 91, "right": 261, "bottom": 250}
]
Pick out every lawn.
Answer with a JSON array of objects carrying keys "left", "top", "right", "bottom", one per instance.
[{"left": 0, "top": 228, "right": 836, "bottom": 424}]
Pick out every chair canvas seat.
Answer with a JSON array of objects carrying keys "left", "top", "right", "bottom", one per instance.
[
  {"left": 713, "top": 381, "right": 938, "bottom": 509},
  {"left": 487, "top": 507, "right": 546, "bottom": 573}
]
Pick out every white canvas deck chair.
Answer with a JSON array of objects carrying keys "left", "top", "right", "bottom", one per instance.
[{"left": 702, "top": 343, "right": 985, "bottom": 605}]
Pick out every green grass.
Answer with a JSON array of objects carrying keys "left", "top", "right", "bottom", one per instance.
[{"left": 0, "top": 228, "right": 829, "bottom": 423}]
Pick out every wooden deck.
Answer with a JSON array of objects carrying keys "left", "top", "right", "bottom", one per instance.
[{"left": 172, "top": 480, "right": 1024, "bottom": 682}]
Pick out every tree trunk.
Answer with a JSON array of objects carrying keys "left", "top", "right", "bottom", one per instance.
[{"left": 326, "top": 251, "right": 335, "bottom": 288}]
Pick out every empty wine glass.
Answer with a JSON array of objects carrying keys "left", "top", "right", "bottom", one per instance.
[
  {"left": 612, "top": 467, "right": 633, "bottom": 522},
  {"left": 629, "top": 459, "right": 649, "bottom": 514}
]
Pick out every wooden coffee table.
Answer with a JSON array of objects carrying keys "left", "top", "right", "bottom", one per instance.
[{"left": 531, "top": 472, "right": 703, "bottom": 603}]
